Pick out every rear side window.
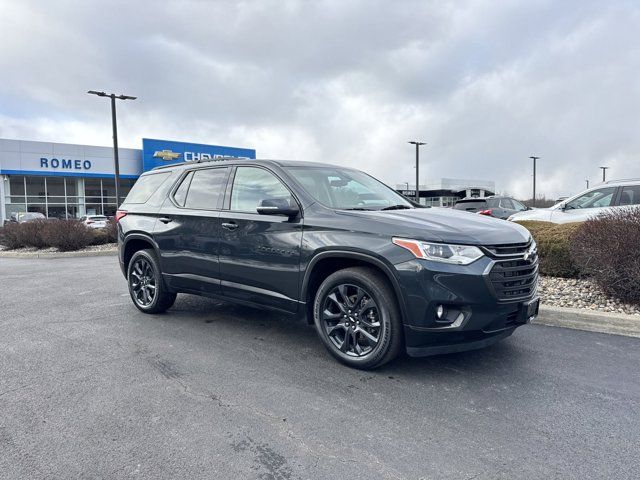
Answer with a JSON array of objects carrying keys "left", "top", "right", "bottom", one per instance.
[
  {"left": 125, "top": 172, "right": 171, "bottom": 204},
  {"left": 173, "top": 171, "right": 194, "bottom": 207},
  {"left": 619, "top": 185, "right": 640, "bottom": 206},
  {"left": 183, "top": 168, "right": 228, "bottom": 210},
  {"left": 499, "top": 198, "right": 514, "bottom": 209}
]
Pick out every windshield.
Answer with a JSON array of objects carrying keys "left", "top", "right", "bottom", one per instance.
[{"left": 285, "top": 166, "right": 413, "bottom": 210}]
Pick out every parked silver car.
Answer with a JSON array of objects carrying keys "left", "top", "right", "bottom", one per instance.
[
  {"left": 79, "top": 215, "right": 109, "bottom": 229},
  {"left": 508, "top": 179, "right": 640, "bottom": 224}
]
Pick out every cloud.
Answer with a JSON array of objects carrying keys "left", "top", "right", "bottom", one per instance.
[{"left": 0, "top": 0, "right": 639, "bottom": 199}]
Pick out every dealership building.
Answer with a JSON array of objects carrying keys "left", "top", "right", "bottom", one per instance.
[
  {"left": 396, "top": 178, "right": 496, "bottom": 207},
  {"left": 0, "top": 137, "right": 255, "bottom": 223}
]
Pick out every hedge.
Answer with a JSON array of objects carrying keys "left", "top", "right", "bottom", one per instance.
[
  {"left": 0, "top": 219, "right": 117, "bottom": 252},
  {"left": 571, "top": 209, "right": 640, "bottom": 304},
  {"left": 515, "top": 220, "right": 581, "bottom": 278}
]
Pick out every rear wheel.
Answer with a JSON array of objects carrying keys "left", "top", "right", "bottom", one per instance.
[
  {"left": 127, "top": 249, "right": 176, "bottom": 314},
  {"left": 313, "top": 267, "right": 403, "bottom": 369}
]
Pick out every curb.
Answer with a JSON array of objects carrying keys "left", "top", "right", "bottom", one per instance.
[
  {"left": 533, "top": 305, "right": 640, "bottom": 338},
  {"left": 0, "top": 249, "right": 117, "bottom": 259}
]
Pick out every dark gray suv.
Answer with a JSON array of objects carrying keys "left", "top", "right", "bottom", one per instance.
[
  {"left": 454, "top": 196, "right": 529, "bottom": 219},
  {"left": 117, "top": 159, "right": 539, "bottom": 369}
]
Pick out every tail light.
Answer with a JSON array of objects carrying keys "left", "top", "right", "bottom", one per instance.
[
  {"left": 478, "top": 209, "right": 493, "bottom": 216},
  {"left": 115, "top": 210, "right": 128, "bottom": 223},
  {"left": 86, "top": 220, "right": 94, "bottom": 224}
]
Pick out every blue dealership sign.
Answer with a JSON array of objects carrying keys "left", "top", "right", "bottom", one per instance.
[{"left": 142, "top": 138, "right": 256, "bottom": 172}]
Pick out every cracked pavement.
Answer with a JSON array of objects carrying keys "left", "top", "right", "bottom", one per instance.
[{"left": 1, "top": 256, "right": 639, "bottom": 479}]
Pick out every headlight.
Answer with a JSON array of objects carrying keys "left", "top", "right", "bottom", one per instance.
[{"left": 392, "top": 238, "right": 484, "bottom": 265}]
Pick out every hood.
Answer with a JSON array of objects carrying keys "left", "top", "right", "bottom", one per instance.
[
  {"left": 338, "top": 207, "right": 531, "bottom": 245},
  {"left": 508, "top": 207, "right": 554, "bottom": 222}
]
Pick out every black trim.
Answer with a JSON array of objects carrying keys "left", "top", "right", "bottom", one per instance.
[
  {"left": 301, "top": 250, "right": 408, "bottom": 325},
  {"left": 405, "top": 327, "right": 515, "bottom": 357}
]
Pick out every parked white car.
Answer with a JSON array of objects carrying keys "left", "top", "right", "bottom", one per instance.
[
  {"left": 508, "top": 179, "right": 640, "bottom": 224},
  {"left": 80, "top": 215, "right": 109, "bottom": 229}
]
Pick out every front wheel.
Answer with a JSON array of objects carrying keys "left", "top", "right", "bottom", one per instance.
[
  {"left": 127, "top": 249, "right": 177, "bottom": 314},
  {"left": 313, "top": 267, "right": 403, "bottom": 369}
]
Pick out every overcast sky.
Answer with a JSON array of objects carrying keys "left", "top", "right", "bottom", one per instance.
[{"left": 1, "top": 0, "right": 639, "bottom": 199}]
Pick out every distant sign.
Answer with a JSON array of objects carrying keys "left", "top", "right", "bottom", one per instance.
[{"left": 142, "top": 138, "right": 256, "bottom": 172}]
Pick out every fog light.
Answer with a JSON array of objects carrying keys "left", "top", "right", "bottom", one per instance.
[{"left": 436, "top": 305, "right": 445, "bottom": 319}]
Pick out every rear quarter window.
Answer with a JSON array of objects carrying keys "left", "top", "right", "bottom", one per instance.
[{"left": 123, "top": 172, "right": 171, "bottom": 204}]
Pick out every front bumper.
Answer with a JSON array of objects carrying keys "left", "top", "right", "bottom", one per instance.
[{"left": 394, "top": 256, "right": 539, "bottom": 357}]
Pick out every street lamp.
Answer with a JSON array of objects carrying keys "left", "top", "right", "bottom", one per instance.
[
  {"left": 529, "top": 156, "right": 540, "bottom": 207},
  {"left": 599, "top": 166, "right": 609, "bottom": 182},
  {"left": 87, "top": 90, "right": 137, "bottom": 208},
  {"left": 408, "top": 141, "right": 426, "bottom": 203},
  {"left": 586, "top": 179, "right": 590, "bottom": 189}
]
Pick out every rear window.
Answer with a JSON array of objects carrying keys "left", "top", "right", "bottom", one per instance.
[
  {"left": 89, "top": 216, "right": 108, "bottom": 221},
  {"left": 454, "top": 200, "right": 487, "bottom": 211},
  {"left": 124, "top": 172, "right": 171, "bottom": 204}
]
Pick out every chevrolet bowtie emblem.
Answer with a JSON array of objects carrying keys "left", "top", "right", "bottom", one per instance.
[{"left": 153, "top": 149, "right": 181, "bottom": 161}]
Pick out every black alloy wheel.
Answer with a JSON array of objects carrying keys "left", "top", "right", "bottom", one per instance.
[
  {"left": 127, "top": 249, "right": 177, "bottom": 314},
  {"left": 129, "top": 256, "right": 157, "bottom": 307},
  {"left": 322, "top": 284, "right": 381, "bottom": 357},
  {"left": 313, "top": 267, "right": 403, "bottom": 369}
]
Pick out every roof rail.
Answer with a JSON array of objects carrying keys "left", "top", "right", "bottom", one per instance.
[{"left": 151, "top": 157, "right": 242, "bottom": 171}]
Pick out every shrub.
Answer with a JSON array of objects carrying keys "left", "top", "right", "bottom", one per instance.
[
  {"left": 0, "top": 219, "right": 118, "bottom": 251},
  {"left": 45, "top": 220, "right": 95, "bottom": 251},
  {"left": 515, "top": 220, "right": 581, "bottom": 278},
  {"left": 0, "top": 223, "right": 26, "bottom": 249},
  {"left": 0, "top": 219, "right": 50, "bottom": 249},
  {"left": 91, "top": 220, "right": 118, "bottom": 245},
  {"left": 571, "top": 209, "right": 640, "bottom": 304}
]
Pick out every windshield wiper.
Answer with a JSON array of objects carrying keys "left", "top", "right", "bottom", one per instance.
[
  {"left": 380, "top": 204, "right": 412, "bottom": 211},
  {"left": 343, "top": 207, "right": 374, "bottom": 211}
]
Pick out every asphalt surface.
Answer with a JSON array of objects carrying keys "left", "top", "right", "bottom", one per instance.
[{"left": 1, "top": 256, "right": 639, "bottom": 480}]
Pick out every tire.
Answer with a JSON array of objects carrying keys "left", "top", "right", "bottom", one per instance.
[
  {"left": 313, "top": 267, "right": 403, "bottom": 369},
  {"left": 127, "top": 249, "right": 177, "bottom": 314}
]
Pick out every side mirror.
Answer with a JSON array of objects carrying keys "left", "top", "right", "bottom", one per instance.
[{"left": 256, "top": 198, "right": 300, "bottom": 218}]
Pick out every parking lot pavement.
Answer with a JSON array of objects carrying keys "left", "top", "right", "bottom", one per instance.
[{"left": 1, "top": 257, "right": 639, "bottom": 480}]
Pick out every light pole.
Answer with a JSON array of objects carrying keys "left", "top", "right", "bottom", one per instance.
[
  {"left": 599, "top": 166, "right": 609, "bottom": 182},
  {"left": 529, "top": 156, "right": 539, "bottom": 207},
  {"left": 87, "top": 90, "right": 137, "bottom": 208},
  {"left": 408, "top": 141, "right": 426, "bottom": 204}
]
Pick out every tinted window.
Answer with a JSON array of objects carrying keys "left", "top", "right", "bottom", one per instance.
[
  {"left": 454, "top": 200, "right": 487, "bottom": 211},
  {"left": 565, "top": 187, "right": 616, "bottom": 209},
  {"left": 184, "top": 168, "right": 228, "bottom": 210},
  {"left": 619, "top": 185, "right": 640, "bottom": 206},
  {"left": 500, "top": 198, "right": 514, "bottom": 209},
  {"left": 231, "top": 167, "right": 293, "bottom": 212},
  {"left": 124, "top": 172, "right": 171, "bottom": 204},
  {"left": 173, "top": 171, "right": 194, "bottom": 207},
  {"left": 512, "top": 199, "right": 527, "bottom": 211}
]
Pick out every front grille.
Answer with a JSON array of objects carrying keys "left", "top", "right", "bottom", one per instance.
[
  {"left": 489, "top": 257, "right": 538, "bottom": 301},
  {"left": 483, "top": 241, "right": 532, "bottom": 257}
]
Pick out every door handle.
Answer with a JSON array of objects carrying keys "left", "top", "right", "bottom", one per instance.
[
  {"left": 158, "top": 217, "right": 173, "bottom": 224},
  {"left": 222, "top": 222, "right": 239, "bottom": 231}
]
